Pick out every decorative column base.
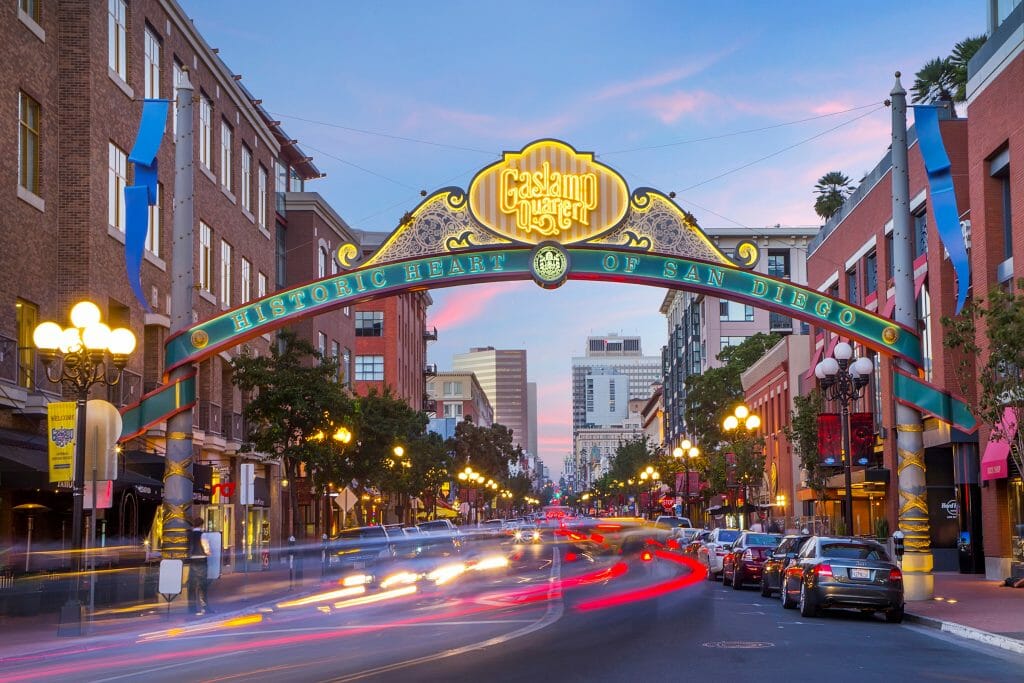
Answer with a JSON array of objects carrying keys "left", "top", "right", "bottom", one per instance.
[{"left": 902, "top": 550, "right": 934, "bottom": 601}]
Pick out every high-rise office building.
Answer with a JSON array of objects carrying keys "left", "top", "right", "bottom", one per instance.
[{"left": 452, "top": 347, "right": 529, "bottom": 452}]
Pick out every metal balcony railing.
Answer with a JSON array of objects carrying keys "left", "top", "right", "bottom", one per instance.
[
  {"left": 197, "top": 400, "right": 223, "bottom": 435},
  {"left": 108, "top": 370, "right": 142, "bottom": 407},
  {"left": 769, "top": 312, "right": 793, "bottom": 332},
  {"left": 423, "top": 327, "right": 438, "bottom": 341},
  {"left": 424, "top": 363, "right": 437, "bottom": 376},
  {"left": 223, "top": 411, "right": 244, "bottom": 442}
]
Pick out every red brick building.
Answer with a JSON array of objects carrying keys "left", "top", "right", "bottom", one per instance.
[
  {"left": 803, "top": 110, "right": 971, "bottom": 570},
  {"left": 966, "top": 2, "right": 1024, "bottom": 579},
  {"left": 0, "top": 0, "right": 319, "bottom": 558},
  {"left": 427, "top": 371, "right": 494, "bottom": 426}
]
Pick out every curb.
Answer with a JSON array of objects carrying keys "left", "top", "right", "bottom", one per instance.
[{"left": 906, "top": 612, "right": 1024, "bottom": 655}]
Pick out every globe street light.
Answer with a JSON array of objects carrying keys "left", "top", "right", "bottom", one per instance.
[
  {"left": 33, "top": 301, "right": 136, "bottom": 636},
  {"left": 815, "top": 341, "right": 874, "bottom": 535},
  {"left": 672, "top": 439, "right": 700, "bottom": 521},
  {"left": 638, "top": 466, "right": 661, "bottom": 519},
  {"left": 722, "top": 404, "right": 762, "bottom": 530}
]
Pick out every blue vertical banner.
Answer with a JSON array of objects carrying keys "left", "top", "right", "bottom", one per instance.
[
  {"left": 912, "top": 105, "right": 970, "bottom": 314},
  {"left": 125, "top": 99, "right": 170, "bottom": 312}
]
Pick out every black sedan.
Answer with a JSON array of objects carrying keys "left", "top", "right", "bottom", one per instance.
[
  {"left": 760, "top": 534, "right": 810, "bottom": 597},
  {"left": 780, "top": 536, "right": 905, "bottom": 623}
]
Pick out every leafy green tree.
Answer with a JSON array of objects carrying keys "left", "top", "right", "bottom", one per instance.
[
  {"left": 783, "top": 388, "right": 829, "bottom": 508},
  {"left": 230, "top": 331, "right": 354, "bottom": 538},
  {"left": 942, "top": 283, "right": 1024, "bottom": 478},
  {"left": 607, "top": 435, "right": 661, "bottom": 483},
  {"left": 813, "top": 171, "right": 853, "bottom": 220},
  {"left": 449, "top": 420, "right": 522, "bottom": 480}
]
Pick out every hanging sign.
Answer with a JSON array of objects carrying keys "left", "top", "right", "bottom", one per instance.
[
  {"left": 48, "top": 401, "right": 76, "bottom": 482},
  {"left": 818, "top": 413, "right": 842, "bottom": 467}
]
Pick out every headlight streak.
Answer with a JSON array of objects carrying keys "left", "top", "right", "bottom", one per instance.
[
  {"left": 333, "top": 585, "right": 418, "bottom": 609},
  {"left": 380, "top": 571, "right": 420, "bottom": 589},
  {"left": 275, "top": 586, "right": 366, "bottom": 609}
]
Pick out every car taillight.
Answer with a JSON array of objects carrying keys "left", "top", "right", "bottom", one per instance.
[
  {"left": 888, "top": 567, "right": 903, "bottom": 583},
  {"left": 640, "top": 550, "right": 653, "bottom": 562},
  {"left": 667, "top": 539, "right": 681, "bottom": 550},
  {"left": 815, "top": 563, "right": 833, "bottom": 578}
]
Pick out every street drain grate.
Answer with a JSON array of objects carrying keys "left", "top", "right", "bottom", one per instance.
[{"left": 702, "top": 641, "right": 774, "bottom": 649}]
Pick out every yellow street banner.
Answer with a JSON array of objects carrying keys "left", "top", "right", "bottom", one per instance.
[{"left": 48, "top": 401, "right": 76, "bottom": 482}]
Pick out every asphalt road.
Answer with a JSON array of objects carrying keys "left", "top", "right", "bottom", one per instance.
[{"left": 2, "top": 541, "right": 1021, "bottom": 683}]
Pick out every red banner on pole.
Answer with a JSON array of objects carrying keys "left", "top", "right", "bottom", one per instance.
[
  {"left": 850, "top": 412, "right": 875, "bottom": 466},
  {"left": 817, "top": 413, "right": 841, "bottom": 467}
]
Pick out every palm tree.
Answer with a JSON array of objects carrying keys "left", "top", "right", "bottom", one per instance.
[
  {"left": 813, "top": 171, "right": 853, "bottom": 221},
  {"left": 912, "top": 35, "right": 986, "bottom": 106}
]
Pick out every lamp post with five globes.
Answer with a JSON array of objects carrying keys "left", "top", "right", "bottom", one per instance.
[
  {"left": 814, "top": 341, "right": 874, "bottom": 535},
  {"left": 672, "top": 440, "right": 700, "bottom": 521},
  {"left": 32, "top": 301, "right": 136, "bottom": 635}
]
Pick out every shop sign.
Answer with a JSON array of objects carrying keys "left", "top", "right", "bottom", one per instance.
[{"left": 47, "top": 401, "right": 76, "bottom": 482}]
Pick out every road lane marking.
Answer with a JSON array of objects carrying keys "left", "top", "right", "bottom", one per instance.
[
  {"left": 92, "top": 650, "right": 248, "bottom": 682},
  {"left": 327, "top": 548, "right": 564, "bottom": 682}
]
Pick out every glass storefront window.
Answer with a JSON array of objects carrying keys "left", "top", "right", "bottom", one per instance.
[{"left": 1010, "top": 477, "right": 1024, "bottom": 571}]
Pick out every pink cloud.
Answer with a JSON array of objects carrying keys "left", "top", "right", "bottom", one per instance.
[
  {"left": 639, "top": 90, "right": 718, "bottom": 124},
  {"left": 428, "top": 282, "right": 528, "bottom": 330},
  {"left": 594, "top": 65, "right": 707, "bottom": 101}
]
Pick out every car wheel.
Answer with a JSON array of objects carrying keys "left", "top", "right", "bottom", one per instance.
[
  {"left": 760, "top": 578, "right": 771, "bottom": 597},
  {"left": 732, "top": 568, "right": 744, "bottom": 590},
  {"left": 799, "top": 583, "right": 819, "bottom": 618},
  {"left": 885, "top": 606, "right": 905, "bottom": 624},
  {"left": 781, "top": 579, "right": 797, "bottom": 609}
]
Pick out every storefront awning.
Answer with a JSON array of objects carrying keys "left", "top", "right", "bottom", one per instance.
[{"left": 981, "top": 407, "right": 1016, "bottom": 481}]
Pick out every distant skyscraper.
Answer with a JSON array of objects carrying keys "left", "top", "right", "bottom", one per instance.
[
  {"left": 453, "top": 347, "right": 529, "bottom": 452},
  {"left": 527, "top": 382, "right": 538, "bottom": 459}
]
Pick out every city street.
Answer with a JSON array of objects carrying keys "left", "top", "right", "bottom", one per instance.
[{"left": 2, "top": 539, "right": 1021, "bottom": 683}]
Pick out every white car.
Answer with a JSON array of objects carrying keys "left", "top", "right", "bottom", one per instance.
[{"left": 698, "top": 528, "right": 741, "bottom": 580}]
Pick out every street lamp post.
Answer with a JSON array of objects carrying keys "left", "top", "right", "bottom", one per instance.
[
  {"left": 815, "top": 341, "right": 874, "bottom": 535},
  {"left": 32, "top": 301, "right": 136, "bottom": 636},
  {"left": 638, "top": 465, "right": 661, "bottom": 519},
  {"left": 722, "top": 404, "right": 762, "bottom": 531},
  {"left": 672, "top": 440, "right": 700, "bottom": 522}
]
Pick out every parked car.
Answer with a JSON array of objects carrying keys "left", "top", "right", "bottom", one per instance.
[
  {"left": 698, "top": 528, "right": 741, "bottom": 580},
  {"left": 760, "top": 534, "right": 811, "bottom": 597},
  {"left": 722, "top": 532, "right": 783, "bottom": 589},
  {"left": 779, "top": 536, "right": 904, "bottom": 623},
  {"left": 683, "top": 530, "right": 710, "bottom": 557},
  {"left": 329, "top": 525, "right": 396, "bottom": 573}
]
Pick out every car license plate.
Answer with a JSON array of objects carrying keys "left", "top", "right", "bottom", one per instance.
[{"left": 850, "top": 567, "right": 870, "bottom": 579}]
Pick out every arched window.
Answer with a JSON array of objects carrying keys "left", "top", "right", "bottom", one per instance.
[{"left": 318, "top": 246, "right": 328, "bottom": 278}]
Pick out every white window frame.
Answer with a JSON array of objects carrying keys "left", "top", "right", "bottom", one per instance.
[
  {"left": 18, "top": 91, "right": 40, "bottom": 196},
  {"left": 108, "top": 142, "right": 128, "bottom": 231},
  {"left": 143, "top": 26, "right": 160, "bottom": 99},
  {"left": 199, "top": 95, "right": 212, "bottom": 169},
  {"left": 240, "top": 257, "right": 251, "bottom": 303},
  {"left": 108, "top": 0, "right": 127, "bottom": 80},
  {"left": 257, "top": 271, "right": 267, "bottom": 298},
  {"left": 199, "top": 222, "right": 212, "bottom": 292},
  {"left": 172, "top": 60, "right": 184, "bottom": 135},
  {"left": 220, "top": 239, "right": 232, "bottom": 306},
  {"left": 355, "top": 355, "right": 384, "bottom": 381},
  {"left": 318, "top": 246, "right": 328, "bottom": 278},
  {"left": 257, "top": 165, "right": 268, "bottom": 228},
  {"left": 241, "top": 145, "right": 252, "bottom": 212},
  {"left": 146, "top": 183, "right": 161, "bottom": 256},
  {"left": 220, "top": 120, "right": 232, "bottom": 191}
]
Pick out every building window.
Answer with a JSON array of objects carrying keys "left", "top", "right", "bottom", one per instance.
[
  {"left": 918, "top": 285, "right": 933, "bottom": 382},
  {"left": 275, "top": 223, "right": 286, "bottom": 288},
  {"left": 275, "top": 160, "right": 287, "bottom": 194},
  {"left": 443, "top": 381, "right": 463, "bottom": 396},
  {"left": 846, "top": 267, "right": 859, "bottom": 305},
  {"left": 18, "top": 91, "right": 40, "bottom": 196},
  {"left": 766, "top": 250, "right": 790, "bottom": 279},
  {"left": 318, "top": 246, "right": 328, "bottom": 278},
  {"left": 144, "top": 26, "right": 160, "bottom": 99},
  {"left": 20, "top": 0, "right": 40, "bottom": 22},
  {"left": 355, "top": 355, "right": 384, "bottom": 381},
  {"left": 108, "top": 0, "right": 127, "bottom": 80},
  {"left": 913, "top": 210, "right": 928, "bottom": 260},
  {"left": 443, "top": 402, "right": 463, "bottom": 419},
  {"left": 355, "top": 311, "right": 384, "bottom": 336},
  {"left": 220, "top": 240, "right": 232, "bottom": 306},
  {"left": 257, "top": 271, "right": 267, "bottom": 298},
  {"left": 108, "top": 142, "right": 128, "bottom": 231},
  {"left": 146, "top": 183, "right": 161, "bottom": 256},
  {"left": 240, "top": 257, "right": 251, "bottom": 303},
  {"left": 199, "top": 94, "right": 212, "bottom": 169},
  {"left": 331, "top": 341, "right": 341, "bottom": 381},
  {"left": 220, "top": 121, "right": 232, "bottom": 191},
  {"left": 865, "top": 250, "right": 878, "bottom": 295},
  {"left": 720, "top": 300, "right": 754, "bottom": 322},
  {"left": 241, "top": 145, "right": 252, "bottom": 213},
  {"left": 172, "top": 60, "right": 184, "bottom": 135},
  {"left": 16, "top": 298, "right": 38, "bottom": 389},
  {"left": 343, "top": 347, "right": 351, "bottom": 387},
  {"left": 317, "top": 331, "right": 327, "bottom": 357},
  {"left": 257, "top": 165, "right": 268, "bottom": 229},
  {"left": 199, "top": 222, "right": 212, "bottom": 292},
  {"left": 885, "top": 232, "right": 895, "bottom": 281},
  {"left": 994, "top": 162, "right": 1013, "bottom": 261},
  {"left": 721, "top": 336, "right": 748, "bottom": 350}
]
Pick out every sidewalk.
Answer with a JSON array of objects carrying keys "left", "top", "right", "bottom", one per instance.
[
  {"left": 0, "top": 562, "right": 332, "bottom": 663},
  {"left": 906, "top": 572, "right": 1024, "bottom": 654}
]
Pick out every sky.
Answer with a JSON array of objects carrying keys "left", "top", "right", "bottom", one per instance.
[{"left": 179, "top": 0, "right": 981, "bottom": 476}]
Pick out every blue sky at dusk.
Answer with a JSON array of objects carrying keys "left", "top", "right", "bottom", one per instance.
[{"left": 179, "top": 1, "right": 980, "bottom": 475}]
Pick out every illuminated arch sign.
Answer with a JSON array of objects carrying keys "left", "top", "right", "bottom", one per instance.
[{"left": 122, "top": 140, "right": 974, "bottom": 439}]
